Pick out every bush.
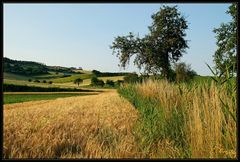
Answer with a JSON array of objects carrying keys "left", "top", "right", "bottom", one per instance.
[
  {"left": 106, "top": 80, "right": 115, "bottom": 87},
  {"left": 91, "top": 77, "right": 104, "bottom": 87},
  {"left": 48, "top": 81, "right": 53, "bottom": 84},
  {"left": 174, "top": 62, "right": 197, "bottom": 83},
  {"left": 124, "top": 73, "right": 139, "bottom": 83},
  {"left": 34, "top": 80, "right": 40, "bottom": 83},
  {"left": 28, "top": 79, "right": 32, "bottom": 82},
  {"left": 42, "top": 80, "right": 47, "bottom": 83}
]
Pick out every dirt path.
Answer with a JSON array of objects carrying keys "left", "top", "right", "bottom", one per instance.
[{"left": 3, "top": 90, "right": 139, "bottom": 158}]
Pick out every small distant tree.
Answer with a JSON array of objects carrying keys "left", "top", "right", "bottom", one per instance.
[
  {"left": 74, "top": 78, "right": 83, "bottom": 87},
  {"left": 48, "top": 81, "right": 53, "bottom": 84},
  {"left": 42, "top": 80, "right": 47, "bottom": 83},
  {"left": 28, "top": 79, "right": 32, "bottom": 82}
]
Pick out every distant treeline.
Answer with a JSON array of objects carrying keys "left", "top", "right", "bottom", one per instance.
[
  {"left": 3, "top": 57, "right": 82, "bottom": 76},
  {"left": 3, "top": 84, "right": 94, "bottom": 92},
  {"left": 92, "top": 70, "right": 131, "bottom": 77},
  {"left": 4, "top": 57, "right": 49, "bottom": 76}
]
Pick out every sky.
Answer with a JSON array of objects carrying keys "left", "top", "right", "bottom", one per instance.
[{"left": 4, "top": 3, "right": 232, "bottom": 76}]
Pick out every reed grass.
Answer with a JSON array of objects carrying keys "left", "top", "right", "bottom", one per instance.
[{"left": 118, "top": 79, "right": 237, "bottom": 158}]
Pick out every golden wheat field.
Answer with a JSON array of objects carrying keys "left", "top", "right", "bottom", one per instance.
[
  {"left": 3, "top": 80, "right": 237, "bottom": 159},
  {"left": 3, "top": 90, "right": 139, "bottom": 158}
]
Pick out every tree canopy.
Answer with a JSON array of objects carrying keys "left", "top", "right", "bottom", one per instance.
[
  {"left": 213, "top": 3, "right": 237, "bottom": 76},
  {"left": 111, "top": 5, "right": 188, "bottom": 80},
  {"left": 74, "top": 78, "right": 83, "bottom": 87}
]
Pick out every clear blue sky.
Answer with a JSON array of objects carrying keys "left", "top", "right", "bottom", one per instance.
[{"left": 4, "top": 3, "right": 232, "bottom": 76}]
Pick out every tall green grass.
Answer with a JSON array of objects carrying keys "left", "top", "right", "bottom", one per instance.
[{"left": 118, "top": 79, "right": 236, "bottom": 158}]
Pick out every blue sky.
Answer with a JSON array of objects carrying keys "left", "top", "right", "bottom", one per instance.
[{"left": 4, "top": 3, "right": 232, "bottom": 76}]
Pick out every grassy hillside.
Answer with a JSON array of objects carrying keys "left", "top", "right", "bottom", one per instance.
[
  {"left": 3, "top": 57, "right": 81, "bottom": 76},
  {"left": 3, "top": 57, "right": 49, "bottom": 75},
  {"left": 3, "top": 72, "right": 32, "bottom": 81}
]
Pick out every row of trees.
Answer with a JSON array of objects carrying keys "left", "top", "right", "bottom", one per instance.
[
  {"left": 111, "top": 4, "right": 237, "bottom": 81},
  {"left": 73, "top": 77, "right": 120, "bottom": 87}
]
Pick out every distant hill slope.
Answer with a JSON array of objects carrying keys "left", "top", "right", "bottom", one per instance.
[
  {"left": 3, "top": 57, "right": 82, "bottom": 76},
  {"left": 3, "top": 57, "right": 49, "bottom": 76}
]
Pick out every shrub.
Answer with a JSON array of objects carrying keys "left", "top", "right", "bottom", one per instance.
[
  {"left": 91, "top": 77, "right": 104, "bottom": 87},
  {"left": 124, "top": 73, "right": 139, "bottom": 83},
  {"left": 48, "top": 81, "right": 53, "bottom": 84},
  {"left": 106, "top": 80, "right": 115, "bottom": 87},
  {"left": 115, "top": 80, "right": 124, "bottom": 87},
  {"left": 42, "top": 80, "right": 47, "bottom": 83},
  {"left": 174, "top": 62, "right": 197, "bottom": 83},
  {"left": 34, "top": 80, "right": 40, "bottom": 83},
  {"left": 28, "top": 79, "right": 32, "bottom": 82}
]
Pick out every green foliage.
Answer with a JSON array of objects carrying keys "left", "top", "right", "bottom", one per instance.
[
  {"left": 111, "top": 5, "right": 188, "bottom": 80},
  {"left": 106, "top": 80, "right": 115, "bottom": 87},
  {"left": 92, "top": 69, "right": 131, "bottom": 77},
  {"left": 3, "top": 57, "right": 49, "bottom": 76},
  {"left": 34, "top": 80, "right": 40, "bottom": 83},
  {"left": 28, "top": 79, "right": 32, "bottom": 82},
  {"left": 115, "top": 80, "right": 124, "bottom": 87},
  {"left": 91, "top": 77, "right": 105, "bottom": 87},
  {"left": 42, "top": 80, "right": 47, "bottom": 83},
  {"left": 3, "top": 57, "right": 82, "bottom": 76},
  {"left": 213, "top": 3, "right": 237, "bottom": 76},
  {"left": 48, "top": 81, "right": 53, "bottom": 84},
  {"left": 123, "top": 73, "right": 140, "bottom": 83},
  {"left": 118, "top": 85, "right": 189, "bottom": 157},
  {"left": 174, "top": 62, "right": 197, "bottom": 83},
  {"left": 74, "top": 78, "right": 83, "bottom": 87},
  {"left": 206, "top": 63, "right": 236, "bottom": 123}
]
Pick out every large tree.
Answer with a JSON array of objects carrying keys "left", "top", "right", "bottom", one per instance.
[
  {"left": 213, "top": 3, "right": 237, "bottom": 76},
  {"left": 110, "top": 5, "right": 188, "bottom": 79}
]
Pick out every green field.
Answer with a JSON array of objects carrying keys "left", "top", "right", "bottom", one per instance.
[
  {"left": 4, "top": 93, "right": 93, "bottom": 104},
  {"left": 51, "top": 74, "right": 94, "bottom": 83}
]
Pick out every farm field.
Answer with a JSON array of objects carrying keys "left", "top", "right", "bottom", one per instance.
[
  {"left": 3, "top": 93, "right": 95, "bottom": 104},
  {"left": 3, "top": 79, "right": 237, "bottom": 158},
  {"left": 3, "top": 90, "right": 139, "bottom": 158}
]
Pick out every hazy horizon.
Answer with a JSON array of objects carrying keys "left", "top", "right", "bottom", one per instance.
[{"left": 4, "top": 3, "right": 232, "bottom": 76}]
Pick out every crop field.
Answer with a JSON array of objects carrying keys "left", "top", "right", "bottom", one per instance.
[
  {"left": 3, "top": 78, "right": 237, "bottom": 159},
  {"left": 3, "top": 93, "right": 94, "bottom": 104},
  {"left": 3, "top": 90, "right": 139, "bottom": 158},
  {"left": 51, "top": 74, "right": 93, "bottom": 83}
]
